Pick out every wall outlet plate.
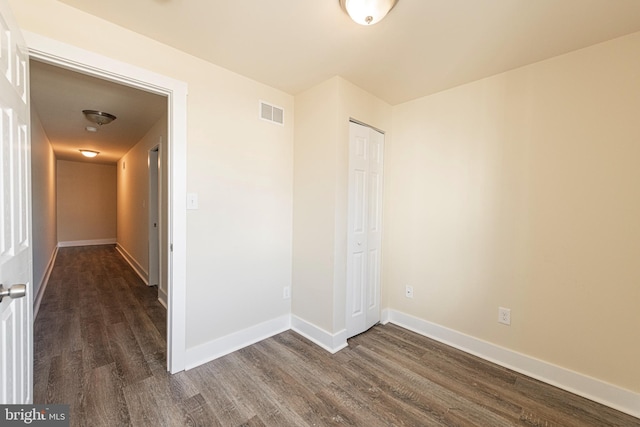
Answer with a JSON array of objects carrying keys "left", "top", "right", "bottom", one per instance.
[
  {"left": 405, "top": 285, "right": 414, "bottom": 299},
  {"left": 498, "top": 307, "right": 511, "bottom": 325},
  {"left": 283, "top": 286, "right": 290, "bottom": 299}
]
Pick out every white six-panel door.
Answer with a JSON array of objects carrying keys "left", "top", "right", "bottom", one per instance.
[
  {"left": 0, "top": 0, "right": 32, "bottom": 404},
  {"left": 346, "top": 121, "right": 384, "bottom": 338}
]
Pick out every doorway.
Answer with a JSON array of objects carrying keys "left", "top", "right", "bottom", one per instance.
[{"left": 26, "top": 33, "right": 187, "bottom": 373}]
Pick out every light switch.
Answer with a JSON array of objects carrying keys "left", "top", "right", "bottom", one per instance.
[{"left": 187, "top": 193, "right": 199, "bottom": 210}]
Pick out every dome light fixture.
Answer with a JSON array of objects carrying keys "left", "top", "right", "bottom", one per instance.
[
  {"left": 79, "top": 149, "right": 99, "bottom": 158},
  {"left": 339, "top": 0, "right": 398, "bottom": 25},
  {"left": 82, "top": 109, "right": 116, "bottom": 126}
]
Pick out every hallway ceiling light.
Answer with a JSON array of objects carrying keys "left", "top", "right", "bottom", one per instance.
[
  {"left": 339, "top": 0, "right": 398, "bottom": 25},
  {"left": 82, "top": 109, "right": 116, "bottom": 126},
  {"left": 79, "top": 149, "right": 99, "bottom": 158}
]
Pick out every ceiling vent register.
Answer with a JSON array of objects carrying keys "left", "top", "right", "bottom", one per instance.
[{"left": 260, "top": 101, "right": 284, "bottom": 126}]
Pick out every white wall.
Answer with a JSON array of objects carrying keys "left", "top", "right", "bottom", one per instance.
[
  {"left": 10, "top": 0, "right": 294, "bottom": 354},
  {"left": 117, "top": 113, "right": 168, "bottom": 294},
  {"left": 386, "top": 33, "right": 640, "bottom": 394},
  {"left": 30, "top": 106, "right": 57, "bottom": 307},
  {"left": 56, "top": 160, "right": 117, "bottom": 244}
]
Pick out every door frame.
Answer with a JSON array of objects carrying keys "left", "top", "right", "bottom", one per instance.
[
  {"left": 148, "top": 143, "right": 161, "bottom": 290},
  {"left": 25, "top": 31, "right": 188, "bottom": 373}
]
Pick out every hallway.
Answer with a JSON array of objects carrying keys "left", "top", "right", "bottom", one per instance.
[{"left": 33, "top": 245, "right": 168, "bottom": 425}]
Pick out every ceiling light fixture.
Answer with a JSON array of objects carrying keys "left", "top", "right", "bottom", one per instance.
[
  {"left": 79, "top": 149, "right": 99, "bottom": 158},
  {"left": 339, "top": 0, "right": 398, "bottom": 25},
  {"left": 82, "top": 109, "right": 116, "bottom": 126}
]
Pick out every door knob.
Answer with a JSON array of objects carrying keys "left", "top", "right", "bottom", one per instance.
[{"left": 0, "top": 284, "right": 26, "bottom": 303}]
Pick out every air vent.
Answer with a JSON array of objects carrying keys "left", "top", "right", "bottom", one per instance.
[{"left": 260, "top": 101, "right": 284, "bottom": 126}]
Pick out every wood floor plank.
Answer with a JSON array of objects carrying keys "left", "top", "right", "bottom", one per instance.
[
  {"left": 145, "top": 372, "right": 200, "bottom": 426},
  {"left": 513, "top": 374, "right": 636, "bottom": 427},
  {"left": 188, "top": 362, "right": 257, "bottom": 426},
  {"left": 234, "top": 345, "right": 331, "bottom": 426},
  {"left": 32, "top": 350, "right": 50, "bottom": 405},
  {"left": 107, "top": 321, "right": 153, "bottom": 386},
  {"left": 83, "top": 363, "right": 131, "bottom": 427},
  {"left": 255, "top": 337, "right": 342, "bottom": 392},
  {"left": 121, "top": 298, "right": 165, "bottom": 357},
  {"left": 80, "top": 315, "right": 113, "bottom": 369},
  {"left": 212, "top": 353, "right": 312, "bottom": 426},
  {"left": 123, "top": 377, "right": 168, "bottom": 427},
  {"left": 347, "top": 345, "right": 515, "bottom": 426},
  {"left": 356, "top": 326, "right": 525, "bottom": 422},
  {"left": 176, "top": 393, "right": 221, "bottom": 427},
  {"left": 33, "top": 246, "right": 640, "bottom": 427},
  {"left": 44, "top": 355, "right": 64, "bottom": 405},
  {"left": 239, "top": 415, "right": 268, "bottom": 427}
]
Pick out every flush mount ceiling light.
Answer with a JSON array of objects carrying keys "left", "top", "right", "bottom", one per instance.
[
  {"left": 339, "top": 0, "right": 398, "bottom": 25},
  {"left": 79, "top": 149, "right": 99, "bottom": 158},
  {"left": 82, "top": 109, "right": 116, "bottom": 126}
]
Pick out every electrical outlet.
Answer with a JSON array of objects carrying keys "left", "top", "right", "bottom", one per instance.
[
  {"left": 405, "top": 285, "right": 414, "bottom": 299},
  {"left": 498, "top": 307, "right": 511, "bottom": 325},
  {"left": 283, "top": 287, "right": 290, "bottom": 299}
]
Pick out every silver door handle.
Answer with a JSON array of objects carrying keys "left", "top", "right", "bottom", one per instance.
[{"left": 0, "top": 284, "right": 26, "bottom": 303}]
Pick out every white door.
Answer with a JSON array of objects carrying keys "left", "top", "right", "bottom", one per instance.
[
  {"left": 0, "top": 0, "right": 33, "bottom": 404},
  {"left": 346, "top": 121, "right": 384, "bottom": 338}
]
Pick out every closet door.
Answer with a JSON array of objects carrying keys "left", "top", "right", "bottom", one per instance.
[{"left": 346, "top": 121, "right": 384, "bottom": 338}]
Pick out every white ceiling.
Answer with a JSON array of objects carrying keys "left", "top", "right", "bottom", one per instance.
[
  {"left": 30, "top": 1, "right": 640, "bottom": 164},
  {"left": 30, "top": 60, "right": 166, "bottom": 164},
  {"left": 56, "top": 0, "right": 640, "bottom": 105}
]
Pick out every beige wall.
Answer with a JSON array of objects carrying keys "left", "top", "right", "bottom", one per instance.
[
  {"left": 30, "top": 106, "right": 57, "bottom": 301},
  {"left": 293, "top": 76, "right": 391, "bottom": 335},
  {"left": 293, "top": 78, "right": 340, "bottom": 333},
  {"left": 386, "top": 33, "right": 640, "bottom": 393},
  {"left": 10, "top": 0, "right": 294, "bottom": 349},
  {"left": 15, "top": 0, "right": 640, "bottom": 401},
  {"left": 56, "top": 160, "right": 117, "bottom": 243},
  {"left": 117, "top": 114, "right": 168, "bottom": 296}
]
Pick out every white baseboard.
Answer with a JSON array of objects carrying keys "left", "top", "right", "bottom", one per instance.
[
  {"left": 58, "top": 238, "right": 116, "bottom": 247},
  {"left": 158, "top": 287, "right": 168, "bottom": 308},
  {"left": 291, "top": 315, "right": 348, "bottom": 354},
  {"left": 185, "top": 314, "right": 291, "bottom": 370},
  {"left": 115, "top": 244, "right": 149, "bottom": 285},
  {"left": 383, "top": 309, "right": 640, "bottom": 419},
  {"left": 33, "top": 246, "right": 58, "bottom": 319}
]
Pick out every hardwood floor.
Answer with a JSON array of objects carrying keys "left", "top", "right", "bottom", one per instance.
[{"left": 35, "top": 245, "right": 639, "bottom": 426}]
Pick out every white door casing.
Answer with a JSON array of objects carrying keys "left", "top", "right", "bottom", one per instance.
[
  {"left": 0, "top": 0, "right": 33, "bottom": 404},
  {"left": 24, "top": 31, "right": 188, "bottom": 373},
  {"left": 346, "top": 121, "right": 384, "bottom": 338}
]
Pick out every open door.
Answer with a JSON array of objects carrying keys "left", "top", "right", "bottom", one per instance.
[{"left": 0, "top": 0, "right": 33, "bottom": 404}]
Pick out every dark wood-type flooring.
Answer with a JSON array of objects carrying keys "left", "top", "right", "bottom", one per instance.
[{"left": 34, "top": 245, "right": 639, "bottom": 426}]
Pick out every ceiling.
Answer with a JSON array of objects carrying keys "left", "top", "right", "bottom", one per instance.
[
  {"left": 30, "top": 1, "right": 640, "bottom": 164},
  {"left": 56, "top": 0, "right": 640, "bottom": 105},
  {"left": 30, "top": 60, "right": 166, "bottom": 164}
]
